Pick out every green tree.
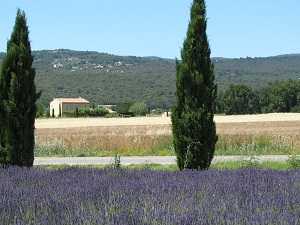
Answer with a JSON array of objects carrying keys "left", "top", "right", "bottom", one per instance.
[
  {"left": 129, "top": 102, "right": 148, "bottom": 116},
  {"left": 220, "top": 84, "right": 260, "bottom": 115},
  {"left": 35, "top": 103, "right": 44, "bottom": 118},
  {"left": 58, "top": 103, "right": 62, "bottom": 117},
  {"left": 0, "top": 9, "right": 41, "bottom": 167},
  {"left": 44, "top": 107, "right": 50, "bottom": 118},
  {"left": 259, "top": 79, "right": 300, "bottom": 113},
  {"left": 116, "top": 100, "right": 134, "bottom": 115},
  {"left": 90, "top": 107, "right": 109, "bottom": 117},
  {"left": 0, "top": 92, "right": 7, "bottom": 167},
  {"left": 171, "top": 0, "right": 218, "bottom": 170}
]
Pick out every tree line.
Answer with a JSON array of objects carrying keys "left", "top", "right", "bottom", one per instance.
[
  {"left": 35, "top": 78, "right": 300, "bottom": 118},
  {"left": 216, "top": 79, "right": 300, "bottom": 115},
  {"left": 2, "top": 49, "right": 300, "bottom": 110}
]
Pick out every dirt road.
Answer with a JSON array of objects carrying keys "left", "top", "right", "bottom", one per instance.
[{"left": 34, "top": 155, "right": 290, "bottom": 165}]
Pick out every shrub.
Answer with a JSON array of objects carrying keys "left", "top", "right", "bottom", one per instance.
[
  {"left": 89, "top": 107, "right": 109, "bottom": 117},
  {"left": 63, "top": 107, "right": 109, "bottom": 117},
  {"left": 239, "top": 155, "right": 261, "bottom": 168},
  {"left": 286, "top": 155, "right": 300, "bottom": 169},
  {"left": 129, "top": 102, "right": 148, "bottom": 116}
]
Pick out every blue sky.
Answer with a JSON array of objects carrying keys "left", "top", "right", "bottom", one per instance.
[{"left": 0, "top": 0, "right": 299, "bottom": 59}]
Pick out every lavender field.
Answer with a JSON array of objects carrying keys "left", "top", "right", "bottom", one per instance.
[{"left": 1, "top": 167, "right": 300, "bottom": 224}]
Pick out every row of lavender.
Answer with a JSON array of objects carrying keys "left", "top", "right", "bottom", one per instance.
[{"left": 1, "top": 167, "right": 299, "bottom": 224}]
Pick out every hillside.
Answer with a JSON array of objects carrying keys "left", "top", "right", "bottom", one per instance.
[
  {"left": 213, "top": 54, "right": 300, "bottom": 89},
  {"left": 0, "top": 49, "right": 300, "bottom": 108}
]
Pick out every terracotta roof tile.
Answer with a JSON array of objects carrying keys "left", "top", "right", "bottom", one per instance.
[{"left": 53, "top": 98, "right": 90, "bottom": 103}]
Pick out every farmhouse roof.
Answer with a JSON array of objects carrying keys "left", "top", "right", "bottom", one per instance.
[{"left": 52, "top": 98, "right": 90, "bottom": 103}]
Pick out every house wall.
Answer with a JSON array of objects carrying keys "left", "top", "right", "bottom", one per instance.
[
  {"left": 61, "top": 103, "right": 89, "bottom": 117},
  {"left": 61, "top": 103, "right": 88, "bottom": 111},
  {"left": 50, "top": 99, "right": 89, "bottom": 117},
  {"left": 50, "top": 99, "right": 61, "bottom": 117}
]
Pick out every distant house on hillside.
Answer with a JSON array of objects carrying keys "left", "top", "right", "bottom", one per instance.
[{"left": 50, "top": 97, "right": 90, "bottom": 117}]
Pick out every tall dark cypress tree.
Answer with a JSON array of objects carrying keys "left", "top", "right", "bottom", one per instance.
[
  {"left": 0, "top": 9, "right": 41, "bottom": 167},
  {"left": 0, "top": 77, "right": 7, "bottom": 167},
  {"left": 171, "top": 0, "right": 218, "bottom": 170}
]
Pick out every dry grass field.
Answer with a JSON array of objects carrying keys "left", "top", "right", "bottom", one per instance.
[{"left": 35, "top": 113, "right": 300, "bottom": 156}]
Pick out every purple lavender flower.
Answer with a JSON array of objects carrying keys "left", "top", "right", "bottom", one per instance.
[{"left": 0, "top": 167, "right": 299, "bottom": 224}]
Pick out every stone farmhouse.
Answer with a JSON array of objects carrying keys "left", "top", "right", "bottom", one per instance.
[{"left": 50, "top": 97, "right": 90, "bottom": 117}]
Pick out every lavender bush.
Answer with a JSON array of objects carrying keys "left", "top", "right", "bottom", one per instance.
[{"left": 0, "top": 167, "right": 299, "bottom": 224}]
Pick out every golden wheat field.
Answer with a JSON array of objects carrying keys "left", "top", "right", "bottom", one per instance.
[{"left": 35, "top": 113, "right": 300, "bottom": 156}]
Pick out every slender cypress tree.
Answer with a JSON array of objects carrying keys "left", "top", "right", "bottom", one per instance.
[
  {"left": 0, "top": 9, "right": 41, "bottom": 167},
  {"left": 0, "top": 83, "right": 7, "bottom": 167},
  {"left": 171, "top": 0, "right": 218, "bottom": 170}
]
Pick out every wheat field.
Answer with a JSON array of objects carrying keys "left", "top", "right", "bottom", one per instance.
[
  {"left": 35, "top": 113, "right": 300, "bottom": 156},
  {"left": 35, "top": 113, "right": 300, "bottom": 129}
]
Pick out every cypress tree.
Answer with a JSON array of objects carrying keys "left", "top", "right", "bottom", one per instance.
[
  {"left": 171, "top": 0, "right": 218, "bottom": 170},
  {"left": 0, "top": 86, "right": 7, "bottom": 167},
  {"left": 0, "top": 9, "right": 41, "bottom": 167}
]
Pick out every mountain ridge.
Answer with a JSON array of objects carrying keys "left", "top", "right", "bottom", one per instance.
[{"left": 0, "top": 49, "right": 300, "bottom": 108}]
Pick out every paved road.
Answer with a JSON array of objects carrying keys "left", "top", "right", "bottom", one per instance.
[{"left": 34, "top": 155, "right": 291, "bottom": 165}]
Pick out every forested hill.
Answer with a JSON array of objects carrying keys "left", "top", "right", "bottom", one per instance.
[
  {"left": 213, "top": 54, "right": 300, "bottom": 89},
  {"left": 0, "top": 49, "right": 299, "bottom": 108}
]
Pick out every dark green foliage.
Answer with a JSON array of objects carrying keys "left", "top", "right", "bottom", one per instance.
[
  {"left": 0, "top": 9, "right": 41, "bottom": 167},
  {"left": 129, "top": 102, "right": 148, "bottom": 116},
  {"left": 58, "top": 104, "right": 61, "bottom": 117},
  {"left": 151, "top": 108, "right": 164, "bottom": 115},
  {"left": 75, "top": 107, "right": 79, "bottom": 117},
  {"left": 0, "top": 78, "right": 6, "bottom": 167},
  {"left": 1, "top": 50, "right": 299, "bottom": 110},
  {"left": 286, "top": 155, "right": 300, "bottom": 169},
  {"left": 21, "top": 49, "right": 176, "bottom": 109},
  {"left": 43, "top": 107, "right": 50, "bottom": 118},
  {"left": 89, "top": 107, "right": 109, "bottom": 117},
  {"left": 214, "top": 55, "right": 300, "bottom": 90},
  {"left": 35, "top": 103, "right": 44, "bottom": 118},
  {"left": 116, "top": 100, "right": 134, "bottom": 115},
  {"left": 216, "top": 79, "right": 300, "bottom": 115},
  {"left": 63, "top": 107, "right": 109, "bottom": 117},
  {"left": 217, "top": 84, "right": 260, "bottom": 114},
  {"left": 172, "top": 0, "right": 218, "bottom": 170},
  {"left": 259, "top": 79, "right": 300, "bottom": 113}
]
